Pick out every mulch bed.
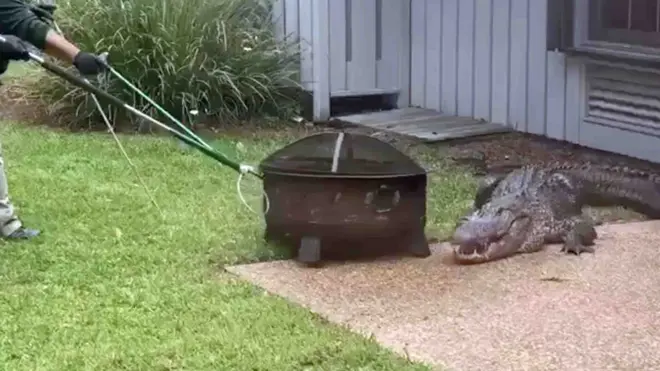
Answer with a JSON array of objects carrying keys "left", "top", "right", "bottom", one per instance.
[{"left": 443, "top": 131, "right": 660, "bottom": 174}]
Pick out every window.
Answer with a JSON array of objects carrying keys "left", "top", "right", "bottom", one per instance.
[{"left": 589, "top": 0, "right": 660, "bottom": 48}]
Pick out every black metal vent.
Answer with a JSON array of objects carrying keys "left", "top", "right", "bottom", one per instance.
[{"left": 585, "top": 65, "right": 660, "bottom": 135}]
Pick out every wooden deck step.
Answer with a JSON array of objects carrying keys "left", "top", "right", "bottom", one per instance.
[{"left": 332, "top": 107, "right": 512, "bottom": 143}]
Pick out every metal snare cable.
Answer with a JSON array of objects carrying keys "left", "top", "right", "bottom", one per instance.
[
  {"left": 237, "top": 164, "right": 270, "bottom": 216},
  {"left": 88, "top": 42, "right": 270, "bottom": 216},
  {"left": 101, "top": 62, "right": 270, "bottom": 216},
  {"left": 25, "top": 15, "right": 269, "bottom": 216},
  {"left": 45, "top": 9, "right": 208, "bottom": 151},
  {"left": 46, "top": 18, "right": 164, "bottom": 217}
]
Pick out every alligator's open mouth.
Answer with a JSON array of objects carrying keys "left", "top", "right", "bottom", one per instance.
[
  {"left": 452, "top": 216, "right": 531, "bottom": 264},
  {"left": 452, "top": 235, "right": 510, "bottom": 264},
  {"left": 454, "top": 238, "right": 500, "bottom": 260}
]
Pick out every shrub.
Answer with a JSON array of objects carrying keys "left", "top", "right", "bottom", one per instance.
[{"left": 28, "top": 0, "right": 301, "bottom": 130}]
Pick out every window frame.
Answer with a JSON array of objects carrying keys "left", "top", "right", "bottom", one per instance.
[
  {"left": 566, "top": 0, "right": 660, "bottom": 64},
  {"left": 588, "top": 0, "right": 660, "bottom": 48}
]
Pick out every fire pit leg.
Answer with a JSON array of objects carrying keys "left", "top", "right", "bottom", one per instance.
[
  {"left": 407, "top": 230, "right": 432, "bottom": 258},
  {"left": 297, "top": 236, "right": 323, "bottom": 267}
]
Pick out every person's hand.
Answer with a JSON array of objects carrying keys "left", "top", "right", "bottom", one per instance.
[
  {"left": 0, "top": 35, "right": 30, "bottom": 61},
  {"left": 73, "top": 52, "right": 107, "bottom": 76},
  {"left": 30, "top": 3, "right": 57, "bottom": 23}
]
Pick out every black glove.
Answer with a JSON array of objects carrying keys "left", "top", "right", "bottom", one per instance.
[
  {"left": 30, "top": 3, "right": 57, "bottom": 23},
  {"left": 73, "top": 52, "right": 107, "bottom": 76},
  {"left": 0, "top": 35, "right": 30, "bottom": 61}
]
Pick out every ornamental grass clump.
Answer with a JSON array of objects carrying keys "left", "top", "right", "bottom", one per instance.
[{"left": 29, "top": 0, "right": 301, "bottom": 130}]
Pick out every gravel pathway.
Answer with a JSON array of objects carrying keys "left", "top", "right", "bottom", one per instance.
[{"left": 228, "top": 220, "right": 660, "bottom": 371}]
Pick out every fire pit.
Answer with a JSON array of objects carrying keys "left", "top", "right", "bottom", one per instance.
[{"left": 259, "top": 131, "right": 430, "bottom": 266}]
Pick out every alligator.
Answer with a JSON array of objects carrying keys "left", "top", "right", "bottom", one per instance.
[{"left": 451, "top": 163, "right": 660, "bottom": 264}]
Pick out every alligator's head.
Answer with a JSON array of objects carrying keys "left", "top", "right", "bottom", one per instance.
[{"left": 452, "top": 193, "right": 532, "bottom": 264}]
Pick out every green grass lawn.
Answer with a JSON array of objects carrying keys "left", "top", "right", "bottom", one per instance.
[{"left": 0, "top": 63, "right": 478, "bottom": 371}]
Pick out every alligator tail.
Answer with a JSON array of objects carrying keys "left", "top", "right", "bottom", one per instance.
[{"left": 554, "top": 163, "right": 660, "bottom": 219}]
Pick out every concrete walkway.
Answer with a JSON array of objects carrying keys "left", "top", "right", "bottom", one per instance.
[{"left": 226, "top": 220, "right": 660, "bottom": 371}]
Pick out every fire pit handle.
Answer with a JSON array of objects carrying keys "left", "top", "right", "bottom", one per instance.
[{"left": 368, "top": 185, "right": 400, "bottom": 213}]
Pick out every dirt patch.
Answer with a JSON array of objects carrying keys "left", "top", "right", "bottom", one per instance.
[
  {"left": 319, "top": 121, "right": 660, "bottom": 172},
  {"left": 0, "top": 83, "right": 45, "bottom": 123},
  {"left": 443, "top": 131, "right": 660, "bottom": 173}
]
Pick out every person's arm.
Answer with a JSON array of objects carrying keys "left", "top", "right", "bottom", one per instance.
[
  {"left": 42, "top": 30, "right": 80, "bottom": 64},
  {"left": 0, "top": 0, "right": 80, "bottom": 63}
]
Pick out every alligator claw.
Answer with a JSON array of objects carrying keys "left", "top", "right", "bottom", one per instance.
[{"left": 560, "top": 242, "right": 595, "bottom": 255}]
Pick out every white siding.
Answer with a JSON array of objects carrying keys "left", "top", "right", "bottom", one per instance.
[
  {"left": 409, "top": 0, "right": 582, "bottom": 143},
  {"left": 272, "top": 0, "right": 410, "bottom": 120},
  {"left": 410, "top": 0, "right": 660, "bottom": 162},
  {"left": 278, "top": 0, "right": 660, "bottom": 162}
]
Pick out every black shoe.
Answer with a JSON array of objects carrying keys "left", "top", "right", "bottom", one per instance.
[{"left": 6, "top": 227, "right": 40, "bottom": 239}]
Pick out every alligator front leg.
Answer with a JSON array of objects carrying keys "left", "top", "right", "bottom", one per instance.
[{"left": 560, "top": 217, "right": 598, "bottom": 255}]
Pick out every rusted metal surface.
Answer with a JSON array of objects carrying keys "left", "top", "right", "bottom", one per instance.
[{"left": 260, "top": 132, "right": 430, "bottom": 266}]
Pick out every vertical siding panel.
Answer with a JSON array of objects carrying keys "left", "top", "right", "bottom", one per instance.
[
  {"left": 410, "top": 0, "right": 427, "bottom": 107},
  {"left": 378, "top": 0, "right": 402, "bottom": 90},
  {"left": 440, "top": 0, "right": 459, "bottom": 115},
  {"left": 298, "top": 1, "right": 313, "bottom": 90},
  {"left": 473, "top": 0, "right": 493, "bottom": 120},
  {"left": 545, "top": 51, "right": 567, "bottom": 140},
  {"left": 347, "top": 0, "right": 378, "bottom": 92},
  {"left": 490, "top": 0, "right": 510, "bottom": 125},
  {"left": 397, "top": 0, "right": 412, "bottom": 107},
  {"left": 283, "top": 0, "right": 301, "bottom": 87},
  {"left": 457, "top": 0, "right": 476, "bottom": 116},
  {"left": 425, "top": 0, "right": 443, "bottom": 111},
  {"left": 311, "top": 0, "right": 331, "bottom": 121},
  {"left": 284, "top": 0, "right": 299, "bottom": 40},
  {"left": 564, "top": 58, "right": 583, "bottom": 143},
  {"left": 329, "top": 1, "right": 347, "bottom": 93},
  {"left": 272, "top": 0, "right": 286, "bottom": 41},
  {"left": 508, "top": 0, "right": 528, "bottom": 130},
  {"left": 526, "top": 0, "right": 548, "bottom": 135}
]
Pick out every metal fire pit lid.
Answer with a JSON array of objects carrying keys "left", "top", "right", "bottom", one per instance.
[{"left": 259, "top": 132, "right": 426, "bottom": 178}]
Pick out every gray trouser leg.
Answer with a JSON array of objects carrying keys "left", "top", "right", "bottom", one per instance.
[{"left": 0, "top": 143, "right": 22, "bottom": 237}]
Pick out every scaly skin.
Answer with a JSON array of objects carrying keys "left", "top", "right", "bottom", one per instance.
[
  {"left": 472, "top": 162, "right": 660, "bottom": 215},
  {"left": 452, "top": 163, "right": 660, "bottom": 264}
]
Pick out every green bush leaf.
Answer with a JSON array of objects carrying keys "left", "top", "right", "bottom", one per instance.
[{"left": 31, "top": 0, "right": 301, "bottom": 130}]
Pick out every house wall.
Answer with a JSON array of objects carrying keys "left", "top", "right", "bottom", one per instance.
[
  {"left": 578, "top": 62, "right": 660, "bottom": 162},
  {"left": 273, "top": 0, "right": 582, "bottom": 141},
  {"left": 272, "top": 0, "right": 410, "bottom": 111},
  {"left": 273, "top": 0, "right": 660, "bottom": 162},
  {"left": 409, "top": 0, "right": 582, "bottom": 143}
]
